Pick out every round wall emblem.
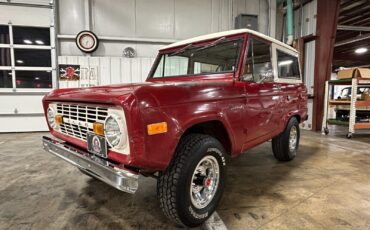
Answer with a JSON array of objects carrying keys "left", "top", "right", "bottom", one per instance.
[
  {"left": 123, "top": 47, "right": 136, "bottom": 58},
  {"left": 92, "top": 136, "right": 102, "bottom": 153}
]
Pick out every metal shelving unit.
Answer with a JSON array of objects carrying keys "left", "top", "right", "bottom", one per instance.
[{"left": 322, "top": 77, "right": 370, "bottom": 138}]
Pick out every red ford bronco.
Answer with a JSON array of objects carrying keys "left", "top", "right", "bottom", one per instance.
[{"left": 42, "top": 29, "right": 307, "bottom": 227}]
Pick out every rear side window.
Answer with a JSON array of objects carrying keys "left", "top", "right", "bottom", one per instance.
[{"left": 277, "top": 50, "right": 300, "bottom": 79}]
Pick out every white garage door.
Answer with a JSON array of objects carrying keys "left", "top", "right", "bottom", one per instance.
[{"left": 0, "top": 2, "right": 56, "bottom": 132}]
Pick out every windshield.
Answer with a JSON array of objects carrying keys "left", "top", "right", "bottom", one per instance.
[{"left": 151, "top": 39, "right": 243, "bottom": 78}]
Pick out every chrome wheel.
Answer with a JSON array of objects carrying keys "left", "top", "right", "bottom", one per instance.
[
  {"left": 190, "top": 155, "right": 220, "bottom": 209},
  {"left": 289, "top": 126, "right": 298, "bottom": 152}
]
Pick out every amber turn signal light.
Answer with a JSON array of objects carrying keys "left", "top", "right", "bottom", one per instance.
[
  {"left": 147, "top": 122, "right": 168, "bottom": 135},
  {"left": 55, "top": 115, "right": 63, "bottom": 125},
  {"left": 93, "top": 122, "right": 104, "bottom": 135}
]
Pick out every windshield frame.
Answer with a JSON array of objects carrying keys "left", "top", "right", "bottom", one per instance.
[{"left": 147, "top": 33, "right": 247, "bottom": 81}]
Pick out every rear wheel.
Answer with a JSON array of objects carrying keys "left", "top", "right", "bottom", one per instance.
[
  {"left": 272, "top": 117, "right": 300, "bottom": 161},
  {"left": 157, "top": 134, "right": 226, "bottom": 227}
]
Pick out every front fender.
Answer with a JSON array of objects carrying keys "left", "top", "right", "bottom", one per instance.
[
  {"left": 135, "top": 102, "right": 236, "bottom": 171},
  {"left": 179, "top": 113, "right": 236, "bottom": 152}
]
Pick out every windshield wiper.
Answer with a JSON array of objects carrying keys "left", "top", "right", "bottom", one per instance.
[
  {"left": 195, "top": 37, "right": 226, "bottom": 52},
  {"left": 169, "top": 43, "right": 193, "bottom": 56}
]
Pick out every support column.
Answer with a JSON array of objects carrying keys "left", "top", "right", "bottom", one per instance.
[{"left": 312, "top": 0, "right": 340, "bottom": 131}]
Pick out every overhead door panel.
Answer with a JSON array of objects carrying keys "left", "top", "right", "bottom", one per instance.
[{"left": 0, "top": 3, "right": 55, "bottom": 132}]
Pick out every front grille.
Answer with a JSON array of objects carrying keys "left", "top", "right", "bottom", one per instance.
[{"left": 56, "top": 103, "right": 108, "bottom": 141}]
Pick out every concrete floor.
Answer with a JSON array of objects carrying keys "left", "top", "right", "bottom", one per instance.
[{"left": 0, "top": 129, "right": 370, "bottom": 229}]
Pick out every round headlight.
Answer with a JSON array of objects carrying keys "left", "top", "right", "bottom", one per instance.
[
  {"left": 105, "top": 116, "right": 122, "bottom": 148},
  {"left": 47, "top": 107, "right": 56, "bottom": 128}
]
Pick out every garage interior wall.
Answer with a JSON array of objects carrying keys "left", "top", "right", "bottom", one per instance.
[{"left": 58, "top": 0, "right": 270, "bottom": 57}]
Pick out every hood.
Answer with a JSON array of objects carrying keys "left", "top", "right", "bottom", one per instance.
[
  {"left": 44, "top": 75, "right": 236, "bottom": 107},
  {"left": 44, "top": 82, "right": 154, "bottom": 104}
]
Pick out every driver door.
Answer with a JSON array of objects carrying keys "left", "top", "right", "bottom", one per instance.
[{"left": 241, "top": 37, "right": 283, "bottom": 142}]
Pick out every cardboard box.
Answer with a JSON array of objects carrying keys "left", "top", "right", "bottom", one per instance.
[{"left": 337, "top": 68, "right": 370, "bottom": 79}]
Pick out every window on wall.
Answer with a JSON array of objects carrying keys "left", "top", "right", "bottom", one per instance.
[
  {"left": 0, "top": 25, "right": 53, "bottom": 89},
  {"left": 15, "top": 71, "right": 52, "bottom": 88},
  {"left": 13, "top": 27, "right": 50, "bottom": 46},
  {"left": 0, "top": 25, "right": 10, "bottom": 44},
  {"left": 14, "top": 49, "right": 51, "bottom": 67},
  {"left": 0, "top": 48, "right": 11, "bottom": 66},
  {"left": 277, "top": 50, "right": 300, "bottom": 79},
  {"left": 0, "top": 70, "right": 12, "bottom": 88}
]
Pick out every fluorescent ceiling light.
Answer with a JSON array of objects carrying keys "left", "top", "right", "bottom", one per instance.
[
  {"left": 35, "top": 77, "right": 40, "bottom": 80},
  {"left": 23, "top": 39, "right": 32, "bottom": 44},
  {"left": 278, "top": 60, "right": 293, "bottom": 66},
  {"left": 35, "top": 40, "right": 44, "bottom": 45},
  {"left": 355, "top": 47, "right": 368, "bottom": 54},
  {"left": 16, "top": 60, "right": 24, "bottom": 64}
]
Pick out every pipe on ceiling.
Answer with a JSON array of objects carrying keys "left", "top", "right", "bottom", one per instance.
[{"left": 286, "top": 0, "right": 294, "bottom": 45}]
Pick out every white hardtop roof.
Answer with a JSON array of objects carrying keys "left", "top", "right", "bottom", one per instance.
[{"left": 160, "top": 28, "right": 297, "bottom": 53}]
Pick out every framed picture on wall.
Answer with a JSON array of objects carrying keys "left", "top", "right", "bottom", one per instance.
[{"left": 59, "top": 64, "right": 80, "bottom": 81}]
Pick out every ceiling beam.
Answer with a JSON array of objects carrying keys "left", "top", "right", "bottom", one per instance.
[
  {"left": 339, "top": 11, "right": 370, "bottom": 25},
  {"left": 337, "top": 25, "right": 370, "bottom": 32},
  {"left": 338, "top": 3, "right": 370, "bottom": 19},
  {"left": 339, "top": 0, "right": 367, "bottom": 11},
  {"left": 334, "top": 33, "right": 370, "bottom": 47},
  {"left": 334, "top": 53, "right": 370, "bottom": 61}
]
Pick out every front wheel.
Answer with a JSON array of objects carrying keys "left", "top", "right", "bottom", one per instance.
[
  {"left": 272, "top": 117, "right": 300, "bottom": 161},
  {"left": 157, "top": 134, "right": 226, "bottom": 227}
]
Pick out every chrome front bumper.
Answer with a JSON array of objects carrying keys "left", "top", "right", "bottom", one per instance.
[{"left": 42, "top": 136, "right": 139, "bottom": 194}]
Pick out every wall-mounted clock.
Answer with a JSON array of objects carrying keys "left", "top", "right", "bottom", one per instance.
[{"left": 76, "top": 31, "right": 99, "bottom": 53}]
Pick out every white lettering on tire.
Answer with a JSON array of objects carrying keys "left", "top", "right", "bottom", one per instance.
[
  {"left": 207, "top": 148, "right": 226, "bottom": 166},
  {"left": 189, "top": 206, "right": 208, "bottom": 219}
]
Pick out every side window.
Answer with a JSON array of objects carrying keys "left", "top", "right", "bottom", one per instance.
[
  {"left": 152, "top": 54, "right": 189, "bottom": 78},
  {"left": 242, "top": 38, "right": 273, "bottom": 82},
  {"left": 153, "top": 55, "right": 164, "bottom": 78},
  {"left": 277, "top": 50, "right": 300, "bottom": 79},
  {"left": 164, "top": 56, "right": 188, "bottom": 76},
  {"left": 194, "top": 62, "right": 219, "bottom": 74},
  {"left": 242, "top": 40, "right": 254, "bottom": 81},
  {"left": 192, "top": 40, "right": 242, "bottom": 74}
]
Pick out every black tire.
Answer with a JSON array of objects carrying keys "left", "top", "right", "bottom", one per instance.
[
  {"left": 272, "top": 117, "right": 300, "bottom": 161},
  {"left": 157, "top": 134, "right": 226, "bottom": 227}
]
